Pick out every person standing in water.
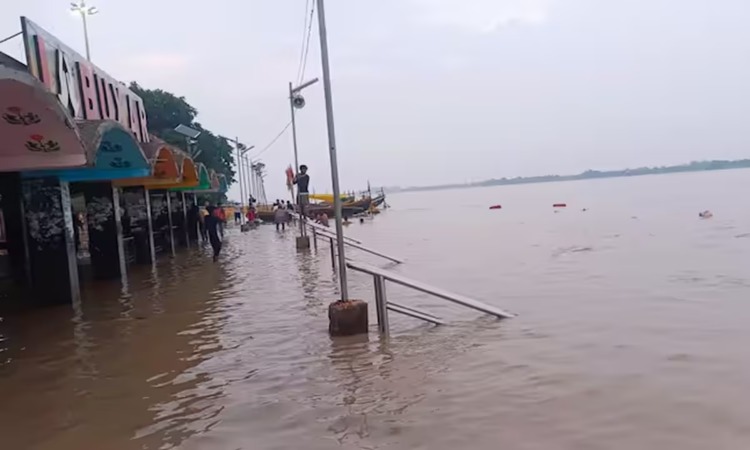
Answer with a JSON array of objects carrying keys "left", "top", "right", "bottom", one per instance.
[
  {"left": 214, "top": 202, "right": 226, "bottom": 238},
  {"left": 274, "top": 204, "right": 289, "bottom": 231},
  {"left": 205, "top": 205, "right": 222, "bottom": 261},
  {"left": 199, "top": 202, "right": 209, "bottom": 242},
  {"left": 293, "top": 165, "right": 310, "bottom": 217}
]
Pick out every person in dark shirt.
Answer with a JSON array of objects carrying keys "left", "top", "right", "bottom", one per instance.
[
  {"left": 293, "top": 165, "right": 310, "bottom": 193},
  {"left": 205, "top": 205, "right": 222, "bottom": 261},
  {"left": 293, "top": 164, "right": 310, "bottom": 216}
]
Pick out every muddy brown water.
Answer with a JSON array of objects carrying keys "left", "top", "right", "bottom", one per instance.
[{"left": 1, "top": 169, "right": 750, "bottom": 449}]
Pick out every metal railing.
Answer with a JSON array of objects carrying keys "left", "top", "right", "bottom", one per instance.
[
  {"left": 297, "top": 215, "right": 404, "bottom": 265},
  {"left": 293, "top": 213, "right": 514, "bottom": 333},
  {"left": 347, "top": 260, "right": 515, "bottom": 335}
]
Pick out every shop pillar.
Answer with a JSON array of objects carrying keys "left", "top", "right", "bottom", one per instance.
[
  {"left": 0, "top": 173, "right": 28, "bottom": 286},
  {"left": 80, "top": 181, "right": 126, "bottom": 280},
  {"left": 184, "top": 193, "right": 199, "bottom": 243},
  {"left": 22, "top": 177, "right": 79, "bottom": 305}
]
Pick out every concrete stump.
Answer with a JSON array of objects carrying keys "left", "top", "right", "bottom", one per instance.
[
  {"left": 296, "top": 235, "right": 310, "bottom": 250},
  {"left": 329, "top": 300, "right": 369, "bottom": 336}
]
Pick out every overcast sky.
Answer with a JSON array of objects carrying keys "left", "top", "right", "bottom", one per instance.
[{"left": 2, "top": 0, "right": 749, "bottom": 200}]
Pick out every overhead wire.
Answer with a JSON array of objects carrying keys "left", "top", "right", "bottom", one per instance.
[
  {"left": 296, "top": 0, "right": 316, "bottom": 83},
  {"left": 247, "top": 0, "right": 314, "bottom": 187},
  {"left": 294, "top": 0, "right": 312, "bottom": 83},
  {"left": 251, "top": 121, "right": 292, "bottom": 160}
]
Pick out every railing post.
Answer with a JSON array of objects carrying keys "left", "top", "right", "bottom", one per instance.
[
  {"left": 373, "top": 274, "right": 383, "bottom": 327},
  {"left": 144, "top": 188, "right": 156, "bottom": 264},
  {"left": 373, "top": 275, "right": 389, "bottom": 335},
  {"left": 329, "top": 237, "right": 335, "bottom": 269},
  {"left": 165, "top": 191, "right": 176, "bottom": 257},
  {"left": 312, "top": 226, "right": 318, "bottom": 251},
  {"left": 181, "top": 192, "right": 190, "bottom": 248}
]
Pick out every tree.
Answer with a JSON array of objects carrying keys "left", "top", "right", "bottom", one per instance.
[{"left": 130, "top": 82, "right": 235, "bottom": 185}]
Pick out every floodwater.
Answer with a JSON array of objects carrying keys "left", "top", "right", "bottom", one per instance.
[{"left": 2, "top": 169, "right": 750, "bottom": 449}]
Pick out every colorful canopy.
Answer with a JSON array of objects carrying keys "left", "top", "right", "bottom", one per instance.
[
  {"left": 114, "top": 138, "right": 181, "bottom": 188},
  {"left": 171, "top": 162, "right": 210, "bottom": 191},
  {"left": 0, "top": 53, "right": 86, "bottom": 171},
  {"left": 24, "top": 120, "right": 150, "bottom": 181}
]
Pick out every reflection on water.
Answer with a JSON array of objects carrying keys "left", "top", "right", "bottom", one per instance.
[{"left": 2, "top": 169, "right": 750, "bottom": 449}]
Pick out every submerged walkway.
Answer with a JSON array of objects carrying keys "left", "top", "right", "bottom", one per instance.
[{"left": 0, "top": 226, "right": 497, "bottom": 450}]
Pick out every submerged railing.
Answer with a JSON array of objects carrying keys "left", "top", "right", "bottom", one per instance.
[
  {"left": 297, "top": 215, "right": 404, "bottom": 265},
  {"left": 296, "top": 214, "right": 514, "bottom": 334},
  {"left": 347, "top": 260, "right": 515, "bottom": 335}
]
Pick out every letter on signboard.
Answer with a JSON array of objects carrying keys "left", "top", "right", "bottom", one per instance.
[
  {"left": 55, "top": 50, "right": 81, "bottom": 118},
  {"left": 32, "top": 36, "right": 53, "bottom": 90},
  {"left": 76, "top": 62, "right": 101, "bottom": 120}
]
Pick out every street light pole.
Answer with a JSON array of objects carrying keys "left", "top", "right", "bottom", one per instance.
[
  {"left": 289, "top": 81, "right": 300, "bottom": 183},
  {"left": 288, "top": 81, "right": 305, "bottom": 239},
  {"left": 70, "top": 1, "right": 98, "bottom": 61},
  {"left": 288, "top": 77, "right": 319, "bottom": 244},
  {"left": 316, "top": 0, "right": 348, "bottom": 301},
  {"left": 81, "top": 12, "right": 90, "bottom": 61},
  {"left": 244, "top": 156, "right": 253, "bottom": 201},
  {"left": 235, "top": 137, "right": 245, "bottom": 223}
]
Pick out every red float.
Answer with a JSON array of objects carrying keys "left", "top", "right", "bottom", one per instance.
[
  {"left": 553, "top": 203, "right": 567, "bottom": 208},
  {"left": 489, "top": 205, "right": 502, "bottom": 210}
]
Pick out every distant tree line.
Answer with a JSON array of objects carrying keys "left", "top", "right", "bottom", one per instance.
[
  {"left": 129, "top": 83, "right": 235, "bottom": 186},
  {"left": 390, "top": 159, "right": 750, "bottom": 193}
]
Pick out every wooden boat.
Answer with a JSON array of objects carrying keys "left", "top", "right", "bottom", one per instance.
[
  {"left": 371, "top": 194, "right": 386, "bottom": 207},
  {"left": 255, "top": 204, "right": 364, "bottom": 223}
]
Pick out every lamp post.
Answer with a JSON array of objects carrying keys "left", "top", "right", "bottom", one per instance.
[
  {"left": 243, "top": 155, "right": 253, "bottom": 202},
  {"left": 235, "top": 139, "right": 245, "bottom": 220},
  {"left": 239, "top": 144, "right": 254, "bottom": 222},
  {"left": 253, "top": 162, "right": 267, "bottom": 205},
  {"left": 70, "top": 1, "right": 98, "bottom": 61},
  {"left": 289, "top": 78, "right": 319, "bottom": 247},
  {"left": 176, "top": 124, "right": 202, "bottom": 158},
  {"left": 315, "top": 0, "right": 348, "bottom": 301}
]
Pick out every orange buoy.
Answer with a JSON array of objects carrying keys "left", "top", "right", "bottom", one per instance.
[
  {"left": 553, "top": 203, "right": 567, "bottom": 208},
  {"left": 489, "top": 205, "right": 502, "bottom": 210}
]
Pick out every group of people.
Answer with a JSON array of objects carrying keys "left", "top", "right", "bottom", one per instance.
[
  {"left": 190, "top": 164, "right": 312, "bottom": 257},
  {"left": 272, "top": 199, "right": 294, "bottom": 231},
  {"left": 234, "top": 196, "right": 258, "bottom": 224},
  {"left": 191, "top": 201, "right": 225, "bottom": 262}
]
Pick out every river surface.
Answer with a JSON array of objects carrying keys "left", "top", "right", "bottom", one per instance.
[{"left": 1, "top": 169, "right": 750, "bottom": 449}]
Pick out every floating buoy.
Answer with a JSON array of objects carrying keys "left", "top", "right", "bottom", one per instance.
[
  {"left": 553, "top": 203, "right": 567, "bottom": 208},
  {"left": 489, "top": 205, "right": 502, "bottom": 210}
]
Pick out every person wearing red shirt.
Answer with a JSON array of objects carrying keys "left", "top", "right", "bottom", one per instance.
[{"left": 213, "top": 202, "right": 226, "bottom": 238}]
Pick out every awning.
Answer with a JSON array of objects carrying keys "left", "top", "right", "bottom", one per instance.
[
  {"left": 172, "top": 163, "right": 210, "bottom": 192},
  {"left": 0, "top": 52, "right": 86, "bottom": 171},
  {"left": 189, "top": 169, "right": 223, "bottom": 193},
  {"left": 161, "top": 152, "right": 200, "bottom": 189},
  {"left": 24, "top": 119, "right": 150, "bottom": 181},
  {"left": 114, "top": 137, "right": 181, "bottom": 188}
]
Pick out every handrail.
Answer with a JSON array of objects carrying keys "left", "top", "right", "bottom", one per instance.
[
  {"left": 298, "top": 215, "right": 404, "bottom": 265},
  {"left": 388, "top": 301, "right": 445, "bottom": 325},
  {"left": 316, "top": 228, "right": 404, "bottom": 264},
  {"left": 347, "top": 260, "right": 515, "bottom": 332},
  {"left": 292, "top": 213, "right": 361, "bottom": 244}
]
